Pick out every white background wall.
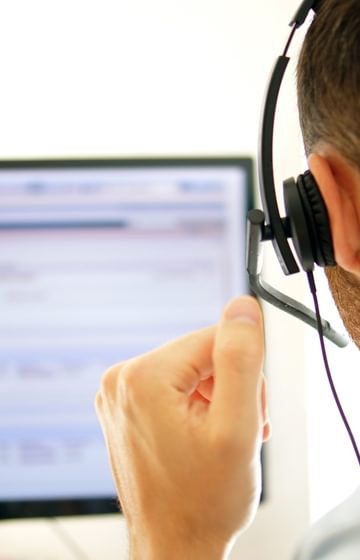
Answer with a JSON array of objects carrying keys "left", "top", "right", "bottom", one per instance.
[{"left": 0, "top": 1, "right": 358, "bottom": 559}]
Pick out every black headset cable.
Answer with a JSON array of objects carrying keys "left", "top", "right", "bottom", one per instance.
[{"left": 307, "top": 271, "right": 360, "bottom": 467}]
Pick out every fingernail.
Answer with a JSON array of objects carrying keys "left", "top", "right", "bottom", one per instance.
[{"left": 224, "top": 297, "right": 260, "bottom": 325}]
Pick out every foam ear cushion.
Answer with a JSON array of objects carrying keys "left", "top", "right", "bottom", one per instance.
[
  {"left": 283, "top": 177, "right": 315, "bottom": 271},
  {"left": 297, "top": 170, "right": 336, "bottom": 267}
]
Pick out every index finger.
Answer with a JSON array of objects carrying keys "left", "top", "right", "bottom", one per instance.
[{"left": 133, "top": 325, "right": 216, "bottom": 397}]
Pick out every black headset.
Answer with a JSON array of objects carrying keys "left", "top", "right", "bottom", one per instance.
[{"left": 246, "top": 0, "right": 348, "bottom": 348}]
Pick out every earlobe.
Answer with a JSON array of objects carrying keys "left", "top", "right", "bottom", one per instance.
[{"left": 308, "top": 151, "right": 360, "bottom": 275}]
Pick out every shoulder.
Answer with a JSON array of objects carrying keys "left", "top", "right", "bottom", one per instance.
[{"left": 294, "top": 486, "right": 360, "bottom": 560}]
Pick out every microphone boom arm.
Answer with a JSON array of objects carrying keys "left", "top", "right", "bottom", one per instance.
[{"left": 247, "top": 209, "right": 348, "bottom": 348}]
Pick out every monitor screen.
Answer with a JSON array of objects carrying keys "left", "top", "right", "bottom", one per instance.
[{"left": 0, "top": 157, "right": 254, "bottom": 518}]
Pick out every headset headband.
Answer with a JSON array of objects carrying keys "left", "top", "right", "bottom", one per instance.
[{"left": 258, "top": 0, "right": 319, "bottom": 275}]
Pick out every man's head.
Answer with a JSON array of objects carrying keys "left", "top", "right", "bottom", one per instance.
[
  {"left": 296, "top": 0, "right": 360, "bottom": 346},
  {"left": 297, "top": 0, "right": 360, "bottom": 169}
]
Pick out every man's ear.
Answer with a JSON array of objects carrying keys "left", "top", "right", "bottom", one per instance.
[{"left": 308, "top": 151, "right": 360, "bottom": 275}]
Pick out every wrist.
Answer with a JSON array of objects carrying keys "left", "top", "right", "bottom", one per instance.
[{"left": 129, "top": 526, "right": 228, "bottom": 560}]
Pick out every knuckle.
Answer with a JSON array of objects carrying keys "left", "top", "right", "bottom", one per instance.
[
  {"left": 216, "top": 332, "right": 261, "bottom": 368},
  {"left": 216, "top": 336, "right": 240, "bottom": 360},
  {"left": 121, "top": 358, "right": 144, "bottom": 389},
  {"left": 117, "top": 358, "right": 149, "bottom": 409},
  {"left": 99, "top": 363, "right": 122, "bottom": 396},
  {"left": 99, "top": 359, "right": 146, "bottom": 414}
]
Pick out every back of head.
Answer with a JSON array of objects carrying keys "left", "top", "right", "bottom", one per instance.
[{"left": 297, "top": 0, "right": 360, "bottom": 169}]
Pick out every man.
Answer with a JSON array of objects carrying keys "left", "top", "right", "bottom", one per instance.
[{"left": 95, "top": 0, "right": 360, "bottom": 558}]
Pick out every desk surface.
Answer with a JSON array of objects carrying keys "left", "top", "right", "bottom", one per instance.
[{"left": 0, "top": 514, "right": 128, "bottom": 560}]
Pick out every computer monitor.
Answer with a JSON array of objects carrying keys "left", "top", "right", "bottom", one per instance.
[{"left": 0, "top": 156, "right": 254, "bottom": 518}]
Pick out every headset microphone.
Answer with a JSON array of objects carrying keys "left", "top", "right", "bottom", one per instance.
[{"left": 246, "top": 0, "right": 348, "bottom": 348}]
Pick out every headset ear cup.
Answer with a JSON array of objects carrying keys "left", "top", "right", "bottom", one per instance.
[
  {"left": 297, "top": 170, "right": 336, "bottom": 267},
  {"left": 283, "top": 171, "right": 335, "bottom": 271},
  {"left": 283, "top": 177, "right": 315, "bottom": 271}
]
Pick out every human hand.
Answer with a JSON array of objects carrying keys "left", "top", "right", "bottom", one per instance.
[{"left": 95, "top": 296, "right": 270, "bottom": 560}]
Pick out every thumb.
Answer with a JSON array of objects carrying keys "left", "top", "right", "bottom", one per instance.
[{"left": 209, "top": 296, "right": 265, "bottom": 440}]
